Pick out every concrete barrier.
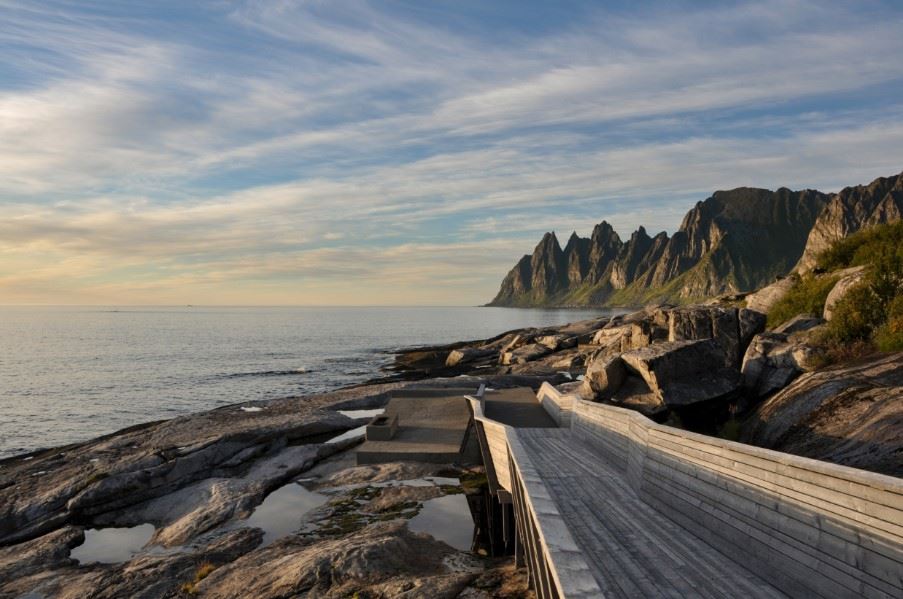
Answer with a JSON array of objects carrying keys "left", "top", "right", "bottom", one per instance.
[{"left": 567, "top": 393, "right": 903, "bottom": 599}]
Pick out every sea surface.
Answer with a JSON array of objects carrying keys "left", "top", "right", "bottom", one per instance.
[{"left": 0, "top": 306, "right": 614, "bottom": 458}]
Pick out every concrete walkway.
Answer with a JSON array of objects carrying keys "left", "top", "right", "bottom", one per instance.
[
  {"left": 483, "top": 388, "right": 557, "bottom": 428},
  {"left": 517, "top": 428, "right": 786, "bottom": 598}
]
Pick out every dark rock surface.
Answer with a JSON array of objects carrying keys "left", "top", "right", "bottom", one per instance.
[{"left": 743, "top": 352, "right": 903, "bottom": 477}]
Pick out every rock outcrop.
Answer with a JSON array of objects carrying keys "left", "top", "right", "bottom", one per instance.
[
  {"left": 822, "top": 266, "right": 867, "bottom": 320},
  {"left": 743, "top": 352, "right": 903, "bottom": 477},
  {"left": 797, "top": 172, "right": 903, "bottom": 273}
]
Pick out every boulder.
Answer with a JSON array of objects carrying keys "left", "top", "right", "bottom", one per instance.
[
  {"left": 745, "top": 276, "right": 796, "bottom": 314},
  {"left": 668, "top": 305, "right": 764, "bottom": 368},
  {"left": 580, "top": 356, "right": 627, "bottom": 399},
  {"left": 591, "top": 325, "right": 634, "bottom": 358},
  {"left": 740, "top": 331, "right": 823, "bottom": 397},
  {"left": 629, "top": 320, "right": 668, "bottom": 350},
  {"left": 535, "top": 334, "right": 576, "bottom": 351},
  {"left": 774, "top": 314, "right": 824, "bottom": 335},
  {"left": 743, "top": 352, "right": 903, "bottom": 477},
  {"left": 445, "top": 347, "right": 494, "bottom": 368},
  {"left": 499, "top": 343, "right": 551, "bottom": 365},
  {"left": 823, "top": 266, "right": 867, "bottom": 320},
  {"left": 620, "top": 340, "right": 741, "bottom": 407},
  {"left": 610, "top": 375, "right": 665, "bottom": 415}
]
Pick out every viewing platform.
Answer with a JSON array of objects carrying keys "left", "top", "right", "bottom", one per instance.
[{"left": 466, "top": 383, "right": 903, "bottom": 599}]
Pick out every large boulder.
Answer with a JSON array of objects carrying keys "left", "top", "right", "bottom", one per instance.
[
  {"left": 445, "top": 347, "right": 494, "bottom": 368},
  {"left": 535, "top": 334, "right": 576, "bottom": 351},
  {"left": 823, "top": 266, "right": 867, "bottom": 320},
  {"left": 745, "top": 276, "right": 796, "bottom": 314},
  {"left": 774, "top": 314, "right": 824, "bottom": 335},
  {"left": 499, "top": 343, "right": 551, "bottom": 365},
  {"left": 743, "top": 352, "right": 903, "bottom": 477},
  {"left": 580, "top": 355, "right": 627, "bottom": 399},
  {"left": 741, "top": 331, "right": 823, "bottom": 397},
  {"left": 620, "top": 340, "right": 741, "bottom": 407},
  {"left": 667, "top": 306, "right": 765, "bottom": 367}
]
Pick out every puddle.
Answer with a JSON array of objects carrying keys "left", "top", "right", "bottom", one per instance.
[
  {"left": 408, "top": 493, "right": 473, "bottom": 551},
  {"left": 242, "top": 482, "right": 327, "bottom": 546},
  {"left": 70, "top": 523, "right": 155, "bottom": 564},
  {"left": 324, "top": 425, "right": 366, "bottom": 444},
  {"left": 337, "top": 408, "right": 384, "bottom": 419}
]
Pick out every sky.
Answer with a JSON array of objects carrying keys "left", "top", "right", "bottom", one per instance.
[{"left": 1, "top": 0, "right": 903, "bottom": 306}]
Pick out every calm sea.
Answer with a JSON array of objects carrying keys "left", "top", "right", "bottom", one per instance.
[{"left": 0, "top": 306, "right": 613, "bottom": 458}]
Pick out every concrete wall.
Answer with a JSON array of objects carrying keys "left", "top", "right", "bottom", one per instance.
[{"left": 569, "top": 395, "right": 903, "bottom": 599}]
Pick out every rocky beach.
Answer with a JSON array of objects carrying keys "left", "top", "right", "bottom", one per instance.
[{"left": 4, "top": 288, "right": 902, "bottom": 597}]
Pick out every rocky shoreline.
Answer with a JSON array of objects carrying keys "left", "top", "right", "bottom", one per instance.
[{"left": 2, "top": 303, "right": 902, "bottom": 598}]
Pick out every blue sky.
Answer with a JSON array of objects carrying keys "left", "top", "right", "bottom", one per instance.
[{"left": 1, "top": 0, "right": 903, "bottom": 305}]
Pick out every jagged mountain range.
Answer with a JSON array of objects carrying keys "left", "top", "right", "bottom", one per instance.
[{"left": 489, "top": 171, "right": 903, "bottom": 307}]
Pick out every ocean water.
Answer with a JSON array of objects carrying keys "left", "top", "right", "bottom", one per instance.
[{"left": 0, "top": 306, "right": 612, "bottom": 458}]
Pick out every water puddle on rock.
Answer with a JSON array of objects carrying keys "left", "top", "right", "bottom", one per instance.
[
  {"left": 70, "top": 523, "right": 155, "bottom": 564},
  {"left": 243, "top": 481, "right": 327, "bottom": 547},
  {"left": 408, "top": 492, "right": 473, "bottom": 551}
]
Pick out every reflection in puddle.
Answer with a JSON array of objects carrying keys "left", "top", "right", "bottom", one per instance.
[
  {"left": 324, "top": 425, "right": 366, "bottom": 444},
  {"left": 70, "top": 523, "right": 155, "bottom": 564},
  {"left": 243, "top": 482, "right": 327, "bottom": 546},
  {"left": 338, "top": 408, "right": 384, "bottom": 419},
  {"left": 408, "top": 493, "right": 473, "bottom": 551}
]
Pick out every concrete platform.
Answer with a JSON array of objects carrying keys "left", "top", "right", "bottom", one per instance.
[
  {"left": 483, "top": 387, "right": 557, "bottom": 428},
  {"left": 356, "top": 388, "right": 476, "bottom": 465}
]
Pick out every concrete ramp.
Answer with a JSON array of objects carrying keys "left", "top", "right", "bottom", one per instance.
[{"left": 356, "top": 387, "right": 478, "bottom": 465}]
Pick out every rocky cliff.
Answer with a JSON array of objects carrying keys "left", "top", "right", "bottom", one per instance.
[
  {"left": 796, "top": 172, "right": 903, "bottom": 272},
  {"left": 489, "top": 172, "right": 903, "bottom": 307}
]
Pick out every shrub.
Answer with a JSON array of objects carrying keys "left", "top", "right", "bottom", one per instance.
[
  {"left": 767, "top": 274, "right": 838, "bottom": 327},
  {"left": 824, "top": 282, "right": 885, "bottom": 342},
  {"left": 817, "top": 220, "right": 903, "bottom": 271}
]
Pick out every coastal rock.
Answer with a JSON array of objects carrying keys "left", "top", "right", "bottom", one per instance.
[
  {"left": 499, "top": 343, "right": 551, "bottom": 365},
  {"left": 620, "top": 340, "right": 741, "bottom": 406},
  {"left": 0, "top": 384, "right": 401, "bottom": 547},
  {"left": 745, "top": 276, "right": 796, "bottom": 314},
  {"left": 774, "top": 314, "right": 824, "bottom": 335},
  {"left": 740, "top": 331, "right": 823, "bottom": 397},
  {"left": 445, "top": 348, "right": 495, "bottom": 368},
  {"left": 667, "top": 305, "right": 764, "bottom": 367},
  {"left": 823, "top": 266, "right": 867, "bottom": 320},
  {"left": 743, "top": 352, "right": 903, "bottom": 477},
  {"left": 581, "top": 356, "right": 627, "bottom": 399},
  {"left": 198, "top": 520, "right": 471, "bottom": 599}
]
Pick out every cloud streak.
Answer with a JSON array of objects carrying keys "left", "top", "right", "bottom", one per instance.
[{"left": 0, "top": 0, "right": 901, "bottom": 304}]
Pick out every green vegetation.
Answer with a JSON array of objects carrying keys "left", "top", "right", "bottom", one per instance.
[
  {"left": 766, "top": 274, "right": 839, "bottom": 328},
  {"left": 816, "top": 220, "right": 903, "bottom": 271},
  {"left": 767, "top": 221, "right": 903, "bottom": 360}
]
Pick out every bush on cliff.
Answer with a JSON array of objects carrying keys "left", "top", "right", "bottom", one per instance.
[{"left": 766, "top": 273, "right": 838, "bottom": 327}]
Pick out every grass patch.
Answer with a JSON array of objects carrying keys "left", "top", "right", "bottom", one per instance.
[
  {"left": 766, "top": 274, "right": 838, "bottom": 327},
  {"left": 181, "top": 562, "right": 217, "bottom": 595}
]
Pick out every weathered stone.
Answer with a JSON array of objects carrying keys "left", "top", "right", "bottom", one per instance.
[
  {"left": 581, "top": 356, "right": 627, "bottom": 399},
  {"left": 774, "top": 313, "right": 824, "bottom": 335},
  {"left": 740, "top": 332, "right": 823, "bottom": 397},
  {"left": 609, "top": 375, "right": 665, "bottom": 415},
  {"left": 668, "top": 305, "right": 748, "bottom": 367},
  {"left": 629, "top": 320, "right": 668, "bottom": 350},
  {"left": 535, "top": 334, "right": 576, "bottom": 351},
  {"left": 743, "top": 352, "right": 903, "bottom": 477},
  {"left": 620, "top": 340, "right": 741, "bottom": 406},
  {"left": 823, "top": 266, "right": 867, "bottom": 320},
  {"left": 745, "top": 277, "right": 796, "bottom": 314},
  {"left": 499, "top": 343, "right": 551, "bottom": 365},
  {"left": 445, "top": 348, "right": 494, "bottom": 368},
  {"left": 738, "top": 308, "right": 767, "bottom": 349}
]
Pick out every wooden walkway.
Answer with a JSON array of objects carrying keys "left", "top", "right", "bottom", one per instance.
[{"left": 517, "top": 428, "right": 786, "bottom": 598}]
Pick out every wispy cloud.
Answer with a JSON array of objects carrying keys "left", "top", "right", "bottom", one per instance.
[{"left": 0, "top": 0, "right": 901, "bottom": 304}]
